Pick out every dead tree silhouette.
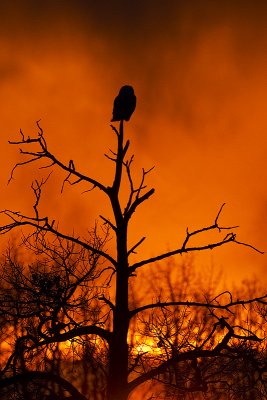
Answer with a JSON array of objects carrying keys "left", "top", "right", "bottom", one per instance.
[{"left": 0, "top": 86, "right": 265, "bottom": 400}]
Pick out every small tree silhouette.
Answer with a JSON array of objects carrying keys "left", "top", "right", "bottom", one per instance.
[{"left": 0, "top": 99, "right": 266, "bottom": 400}]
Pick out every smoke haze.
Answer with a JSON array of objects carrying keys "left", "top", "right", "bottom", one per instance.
[{"left": 0, "top": 1, "right": 266, "bottom": 282}]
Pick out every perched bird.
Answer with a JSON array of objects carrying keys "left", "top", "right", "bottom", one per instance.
[{"left": 111, "top": 85, "right": 136, "bottom": 122}]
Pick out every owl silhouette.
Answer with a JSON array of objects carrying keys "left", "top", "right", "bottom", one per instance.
[{"left": 111, "top": 85, "right": 136, "bottom": 122}]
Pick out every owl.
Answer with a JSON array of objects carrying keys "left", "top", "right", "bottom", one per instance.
[{"left": 111, "top": 85, "right": 136, "bottom": 122}]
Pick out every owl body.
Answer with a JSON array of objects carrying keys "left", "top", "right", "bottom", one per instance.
[{"left": 111, "top": 85, "right": 136, "bottom": 122}]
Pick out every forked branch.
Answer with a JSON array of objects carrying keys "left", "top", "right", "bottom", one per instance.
[
  {"left": 8, "top": 121, "right": 108, "bottom": 194},
  {"left": 0, "top": 208, "right": 117, "bottom": 267},
  {"left": 129, "top": 293, "right": 267, "bottom": 318},
  {"left": 129, "top": 204, "right": 263, "bottom": 274},
  {"left": 128, "top": 320, "right": 262, "bottom": 393}
]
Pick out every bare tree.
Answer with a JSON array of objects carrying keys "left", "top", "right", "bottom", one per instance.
[
  {"left": 130, "top": 260, "right": 267, "bottom": 399},
  {"left": 0, "top": 114, "right": 266, "bottom": 400}
]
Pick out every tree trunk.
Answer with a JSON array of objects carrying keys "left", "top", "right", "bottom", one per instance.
[
  {"left": 106, "top": 216, "right": 130, "bottom": 400},
  {"left": 107, "top": 263, "right": 129, "bottom": 400},
  {"left": 106, "top": 121, "right": 130, "bottom": 400}
]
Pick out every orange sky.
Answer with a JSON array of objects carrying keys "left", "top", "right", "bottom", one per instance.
[{"left": 0, "top": 1, "right": 266, "bottom": 285}]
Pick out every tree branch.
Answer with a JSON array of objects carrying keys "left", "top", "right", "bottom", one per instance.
[
  {"left": 8, "top": 121, "right": 109, "bottom": 195},
  {"left": 127, "top": 327, "right": 261, "bottom": 393},
  {"left": 99, "top": 294, "right": 116, "bottom": 311},
  {"left": 129, "top": 204, "right": 263, "bottom": 274},
  {"left": 0, "top": 209, "right": 117, "bottom": 267},
  {"left": 36, "top": 324, "right": 112, "bottom": 345},
  {"left": 0, "top": 371, "right": 87, "bottom": 400},
  {"left": 125, "top": 188, "right": 155, "bottom": 222},
  {"left": 128, "top": 236, "right": 146, "bottom": 256},
  {"left": 129, "top": 293, "right": 267, "bottom": 318}
]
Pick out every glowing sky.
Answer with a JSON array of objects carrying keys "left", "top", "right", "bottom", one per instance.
[{"left": 0, "top": 1, "right": 266, "bottom": 284}]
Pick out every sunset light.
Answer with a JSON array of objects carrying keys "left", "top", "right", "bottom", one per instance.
[{"left": 0, "top": 2, "right": 267, "bottom": 400}]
